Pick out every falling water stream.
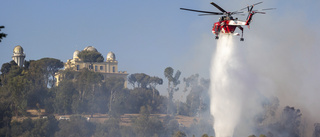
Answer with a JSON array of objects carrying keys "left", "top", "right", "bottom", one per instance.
[{"left": 210, "top": 35, "right": 260, "bottom": 137}]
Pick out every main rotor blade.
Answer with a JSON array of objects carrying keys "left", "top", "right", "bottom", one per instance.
[
  {"left": 180, "top": 8, "right": 223, "bottom": 15},
  {"left": 231, "top": 11, "right": 244, "bottom": 15},
  {"left": 254, "top": 11, "right": 266, "bottom": 14},
  {"left": 198, "top": 14, "right": 221, "bottom": 16},
  {"left": 210, "top": 2, "right": 227, "bottom": 13},
  {"left": 252, "top": 1, "right": 263, "bottom": 6},
  {"left": 257, "top": 8, "right": 276, "bottom": 11},
  {"left": 239, "top": 1, "right": 263, "bottom": 11}
]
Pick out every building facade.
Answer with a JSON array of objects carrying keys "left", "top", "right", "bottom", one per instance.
[{"left": 55, "top": 46, "right": 128, "bottom": 87}]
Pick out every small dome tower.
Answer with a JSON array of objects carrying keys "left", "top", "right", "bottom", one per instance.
[
  {"left": 73, "top": 50, "right": 80, "bottom": 61},
  {"left": 12, "top": 45, "right": 26, "bottom": 67},
  {"left": 106, "top": 52, "right": 116, "bottom": 61},
  {"left": 73, "top": 50, "right": 80, "bottom": 59}
]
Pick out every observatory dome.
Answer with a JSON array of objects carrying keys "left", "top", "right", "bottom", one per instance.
[
  {"left": 13, "top": 45, "right": 24, "bottom": 54},
  {"left": 84, "top": 46, "right": 98, "bottom": 52},
  {"left": 106, "top": 52, "right": 116, "bottom": 61},
  {"left": 73, "top": 50, "right": 80, "bottom": 59}
]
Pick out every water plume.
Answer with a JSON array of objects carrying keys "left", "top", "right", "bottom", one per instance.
[{"left": 210, "top": 35, "right": 262, "bottom": 137}]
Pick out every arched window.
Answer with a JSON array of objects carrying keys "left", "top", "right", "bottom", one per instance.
[
  {"left": 89, "top": 64, "right": 93, "bottom": 70},
  {"left": 112, "top": 66, "right": 115, "bottom": 73}
]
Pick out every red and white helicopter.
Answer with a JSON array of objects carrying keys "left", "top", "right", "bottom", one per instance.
[{"left": 180, "top": 2, "right": 275, "bottom": 41}]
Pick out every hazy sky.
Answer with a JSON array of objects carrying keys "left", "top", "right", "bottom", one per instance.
[
  {"left": 1, "top": 1, "right": 209, "bottom": 77},
  {"left": 1, "top": 0, "right": 319, "bottom": 95}
]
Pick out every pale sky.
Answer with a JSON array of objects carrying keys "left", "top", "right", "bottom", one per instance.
[{"left": 1, "top": 0, "right": 319, "bottom": 96}]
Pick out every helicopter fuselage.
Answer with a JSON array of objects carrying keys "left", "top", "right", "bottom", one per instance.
[{"left": 212, "top": 19, "right": 247, "bottom": 35}]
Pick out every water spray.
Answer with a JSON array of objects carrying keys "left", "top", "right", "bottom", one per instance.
[{"left": 210, "top": 35, "right": 262, "bottom": 137}]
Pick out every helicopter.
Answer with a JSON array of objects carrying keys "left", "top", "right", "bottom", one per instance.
[{"left": 180, "top": 2, "right": 275, "bottom": 41}]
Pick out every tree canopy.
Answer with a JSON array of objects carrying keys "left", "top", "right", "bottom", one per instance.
[
  {"left": 0, "top": 26, "right": 7, "bottom": 43},
  {"left": 78, "top": 50, "right": 104, "bottom": 62},
  {"left": 128, "top": 73, "right": 163, "bottom": 89},
  {"left": 164, "top": 67, "right": 181, "bottom": 114}
]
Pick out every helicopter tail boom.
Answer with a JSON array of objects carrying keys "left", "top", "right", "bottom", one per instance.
[{"left": 245, "top": 12, "right": 254, "bottom": 25}]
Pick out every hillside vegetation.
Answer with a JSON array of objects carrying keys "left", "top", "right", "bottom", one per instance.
[{"left": 0, "top": 58, "right": 214, "bottom": 137}]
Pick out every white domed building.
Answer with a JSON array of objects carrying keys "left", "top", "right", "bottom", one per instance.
[
  {"left": 83, "top": 46, "right": 98, "bottom": 52},
  {"left": 107, "top": 52, "right": 116, "bottom": 61},
  {"left": 56, "top": 46, "right": 128, "bottom": 87},
  {"left": 12, "top": 45, "right": 26, "bottom": 67},
  {"left": 72, "top": 50, "right": 80, "bottom": 61}
]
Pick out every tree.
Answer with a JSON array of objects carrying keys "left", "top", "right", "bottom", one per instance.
[
  {"left": 0, "top": 60, "right": 52, "bottom": 115},
  {"left": 0, "top": 62, "right": 12, "bottom": 75},
  {"left": 184, "top": 74, "right": 200, "bottom": 116},
  {"left": 75, "top": 69, "right": 102, "bottom": 101},
  {"left": 128, "top": 73, "right": 163, "bottom": 91},
  {"left": 94, "top": 117, "right": 122, "bottom": 137},
  {"left": 148, "top": 76, "right": 163, "bottom": 103},
  {"left": 1, "top": 64, "right": 30, "bottom": 116},
  {"left": 10, "top": 118, "right": 34, "bottom": 137},
  {"left": 128, "top": 74, "right": 137, "bottom": 88},
  {"left": 24, "top": 60, "right": 50, "bottom": 108},
  {"left": 55, "top": 115, "right": 95, "bottom": 137},
  {"left": 183, "top": 74, "right": 199, "bottom": 93},
  {"left": 166, "top": 119, "right": 179, "bottom": 136},
  {"left": 54, "top": 80, "right": 76, "bottom": 114},
  {"left": 54, "top": 68, "right": 111, "bottom": 115},
  {"left": 27, "top": 115, "right": 58, "bottom": 137},
  {"left": 0, "top": 101, "right": 12, "bottom": 137},
  {"left": 133, "top": 106, "right": 164, "bottom": 137},
  {"left": 132, "top": 73, "right": 150, "bottom": 88},
  {"left": 0, "top": 26, "right": 7, "bottom": 42},
  {"left": 124, "top": 87, "right": 165, "bottom": 114},
  {"left": 24, "top": 58, "right": 63, "bottom": 88},
  {"left": 281, "top": 106, "right": 302, "bottom": 137},
  {"left": 78, "top": 50, "right": 104, "bottom": 63},
  {"left": 173, "top": 131, "right": 187, "bottom": 137},
  {"left": 187, "top": 118, "right": 215, "bottom": 137},
  {"left": 9, "top": 116, "right": 58, "bottom": 137},
  {"left": 0, "top": 61, "right": 17, "bottom": 86},
  {"left": 182, "top": 74, "right": 210, "bottom": 116},
  {"left": 10, "top": 75, "right": 30, "bottom": 116},
  {"left": 201, "top": 134, "right": 209, "bottom": 137},
  {"left": 73, "top": 69, "right": 103, "bottom": 114},
  {"left": 186, "top": 92, "right": 200, "bottom": 116},
  {"left": 164, "top": 67, "right": 181, "bottom": 114},
  {"left": 105, "top": 77, "right": 124, "bottom": 113},
  {"left": 38, "top": 58, "right": 64, "bottom": 88},
  {"left": 268, "top": 106, "right": 302, "bottom": 137},
  {"left": 313, "top": 123, "right": 320, "bottom": 137}
]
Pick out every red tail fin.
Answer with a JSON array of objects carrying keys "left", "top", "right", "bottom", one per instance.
[{"left": 245, "top": 13, "right": 254, "bottom": 25}]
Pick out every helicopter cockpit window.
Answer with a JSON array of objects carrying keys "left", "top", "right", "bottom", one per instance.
[
  {"left": 220, "top": 16, "right": 225, "bottom": 21},
  {"left": 215, "top": 25, "right": 220, "bottom": 33}
]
